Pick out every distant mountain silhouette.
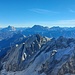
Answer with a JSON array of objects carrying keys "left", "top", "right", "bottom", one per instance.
[
  {"left": 1, "top": 26, "right": 16, "bottom": 32},
  {"left": 22, "top": 25, "right": 75, "bottom": 38}
]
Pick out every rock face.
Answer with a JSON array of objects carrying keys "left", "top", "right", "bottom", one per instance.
[
  {"left": 18, "top": 36, "right": 75, "bottom": 75},
  {"left": 1, "top": 35, "right": 75, "bottom": 75},
  {"left": 0, "top": 34, "right": 49, "bottom": 72}
]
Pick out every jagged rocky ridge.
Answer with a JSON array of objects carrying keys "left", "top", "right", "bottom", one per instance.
[
  {"left": 0, "top": 34, "right": 50, "bottom": 75},
  {"left": 1, "top": 35, "right": 75, "bottom": 75}
]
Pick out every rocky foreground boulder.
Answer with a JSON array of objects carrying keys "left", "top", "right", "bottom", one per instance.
[{"left": 1, "top": 35, "right": 75, "bottom": 75}]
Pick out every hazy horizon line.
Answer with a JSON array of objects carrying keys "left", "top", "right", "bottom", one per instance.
[{"left": 1, "top": 25, "right": 75, "bottom": 28}]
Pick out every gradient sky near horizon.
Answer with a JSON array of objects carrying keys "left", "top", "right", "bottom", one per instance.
[{"left": 0, "top": 0, "right": 75, "bottom": 27}]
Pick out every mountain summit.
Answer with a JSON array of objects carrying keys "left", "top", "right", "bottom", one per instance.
[
  {"left": 7, "top": 26, "right": 16, "bottom": 31},
  {"left": 1, "top": 26, "right": 16, "bottom": 32}
]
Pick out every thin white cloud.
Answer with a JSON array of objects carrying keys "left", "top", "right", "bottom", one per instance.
[
  {"left": 69, "top": 9, "right": 75, "bottom": 13},
  {"left": 20, "top": 20, "right": 75, "bottom": 28},
  {"left": 29, "top": 8, "right": 59, "bottom": 14},
  {"left": 1, "top": 20, "right": 75, "bottom": 27},
  {"left": 50, "top": 20, "right": 75, "bottom": 27}
]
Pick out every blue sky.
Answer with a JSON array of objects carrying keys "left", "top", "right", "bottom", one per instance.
[{"left": 0, "top": 0, "right": 75, "bottom": 27}]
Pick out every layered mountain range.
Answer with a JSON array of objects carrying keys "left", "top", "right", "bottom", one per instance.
[
  {"left": 0, "top": 25, "right": 75, "bottom": 75},
  {"left": 22, "top": 25, "right": 75, "bottom": 38},
  {"left": 1, "top": 25, "right": 75, "bottom": 41}
]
